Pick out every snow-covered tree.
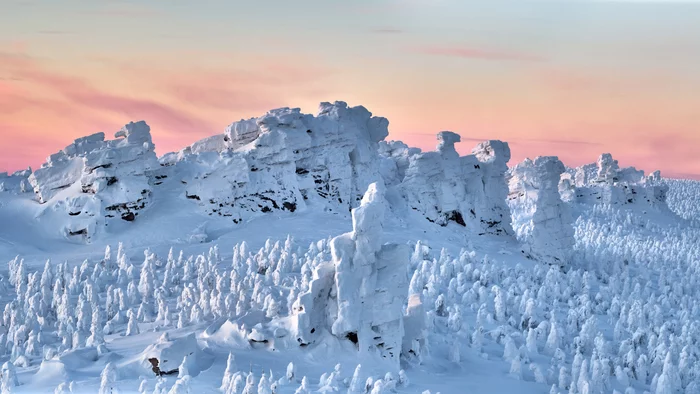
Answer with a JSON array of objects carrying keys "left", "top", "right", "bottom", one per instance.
[{"left": 98, "top": 363, "right": 118, "bottom": 394}]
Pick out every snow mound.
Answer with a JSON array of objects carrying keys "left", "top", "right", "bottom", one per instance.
[
  {"left": 27, "top": 121, "right": 158, "bottom": 241},
  {"left": 381, "top": 132, "right": 513, "bottom": 235},
  {"left": 140, "top": 333, "right": 211, "bottom": 377},
  {"left": 508, "top": 156, "right": 575, "bottom": 266}
]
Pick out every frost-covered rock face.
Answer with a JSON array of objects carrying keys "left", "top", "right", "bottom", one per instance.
[
  {"left": 508, "top": 156, "right": 574, "bottom": 266},
  {"left": 382, "top": 133, "right": 513, "bottom": 235},
  {"left": 27, "top": 121, "right": 158, "bottom": 240},
  {"left": 165, "top": 101, "right": 389, "bottom": 222},
  {"left": 571, "top": 153, "right": 668, "bottom": 209},
  {"left": 293, "top": 182, "right": 410, "bottom": 367}
]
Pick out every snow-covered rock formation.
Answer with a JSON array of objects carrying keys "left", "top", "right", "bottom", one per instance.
[
  {"left": 569, "top": 153, "right": 668, "bottom": 209},
  {"left": 381, "top": 132, "right": 513, "bottom": 235},
  {"left": 508, "top": 156, "right": 574, "bottom": 265},
  {"left": 0, "top": 168, "right": 31, "bottom": 193},
  {"left": 160, "top": 101, "right": 388, "bottom": 222},
  {"left": 27, "top": 121, "right": 158, "bottom": 240},
  {"left": 292, "top": 182, "right": 411, "bottom": 367}
]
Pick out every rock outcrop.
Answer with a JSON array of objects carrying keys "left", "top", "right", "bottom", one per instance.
[
  {"left": 27, "top": 121, "right": 158, "bottom": 240},
  {"left": 0, "top": 168, "right": 31, "bottom": 193},
  {"left": 508, "top": 156, "right": 574, "bottom": 266},
  {"left": 292, "top": 182, "right": 411, "bottom": 367},
  {"left": 162, "top": 101, "right": 388, "bottom": 222},
  {"left": 570, "top": 153, "right": 668, "bottom": 209},
  {"left": 381, "top": 132, "right": 513, "bottom": 235}
]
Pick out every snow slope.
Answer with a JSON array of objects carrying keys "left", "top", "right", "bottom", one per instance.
[{"left": 0, "top": 101, "right": 698, "bottom": 394}]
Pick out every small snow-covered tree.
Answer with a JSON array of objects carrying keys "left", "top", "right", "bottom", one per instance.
[
  {"left": 167, "top": 376, "right": 191, "bottom": 394},
  {"left": 349, "top": 364, "right": 362, "bottom": 393},
  {"left": 398, "top": 370, "right": 409, "bottom": 388},
  {"left": 258, "top": 372, "right": 271, "bottom": 394},
  {"left": 243, "top": 373, "right": 257, "bottom": 394},
  {"left": 294, "top": 376, "right": 310, "bottom": 394},
  {"left": 178, "top": 356, "right": 190, "bottom": 378},
  {"left": 98, "top": 362, "right": 118, "bottom": 394},
  {"left": 221, "top": 353, "right": 237, "bottom": 391},
  {"left": 126, "top": 309, "right": 139, "bottom": 336},
  {"left": 559, "top": 367, "right": 569, "bottom": 391},
  {"left": 286, "top": 362, "right": 296, "bottom": 383},
  {"left": 152, "top": 378, "right": 167, "bottom": 394},
  {"left": 510, "top": 354, "right": 522, "bottom": 380},
  {"left": 526, "top": 327, "right": 539, "bottom": 355},
  {"left": 503, "top": 335, "right": 518, "bottom": 362}
]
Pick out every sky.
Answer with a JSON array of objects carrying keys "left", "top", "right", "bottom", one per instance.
[{"left": 1, "top": 0, "right": 699, "bottom": 179}]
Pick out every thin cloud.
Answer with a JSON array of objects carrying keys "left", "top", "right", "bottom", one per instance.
[
  {"left": 414, "top": 45, "right": 545, "bottom": 62},
  {"left": 372, "top": 28, "right": 403, "bottom": 34},
  {"left": 36, "top": 30, "right": 76, "bottom": 35},
  {"left": 513, "top": 138, "right": 602, "bottom": 146},
  {"left": 0, "top": 50, "right": 218, "bottom": 138}
]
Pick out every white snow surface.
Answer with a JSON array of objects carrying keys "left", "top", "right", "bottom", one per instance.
[{"left": 0, "top": 101, "right": 699, "bottom": 394}]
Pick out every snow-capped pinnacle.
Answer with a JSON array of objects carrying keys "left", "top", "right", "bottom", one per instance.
[
  {"left": 292, "top": 182, "right": 410, "bottom": 367},
  {"left": 508, "top": 156, "right": 575, "bottom": 266},
  {"left": 114, "top": 120, "right": 153, "bottom": 145},
  {"left": 595, "top": 153, "right": 621, "bottom": 184},
  {"left": 436, "top": 131, "right": 460, "bottom": 159},
  {"left": 472, "top": 140, "right": 511, "bottom": 165},
  {"left": 351, "top": 181, "right": 387, "bottom": 248}
]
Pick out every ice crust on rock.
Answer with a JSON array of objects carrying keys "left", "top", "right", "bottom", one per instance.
[
  {"left": 381, "top": 132, "right": 513, "bottom": 235},
  {"left": 27, "top": 121, "right": 158, "bottom": 240},
  {"left": 508, "top": 156, "right": 574, "bottom": 265},
  {"left": 570, "top": 153, "right": 668, "bottom": 209},
  {"left": 292, "top": 182, "right": 411, "bottom": 367}
]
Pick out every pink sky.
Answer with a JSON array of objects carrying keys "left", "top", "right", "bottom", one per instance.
[{"left": 1, "top": 1, "right": 699, "bottom": 179}]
